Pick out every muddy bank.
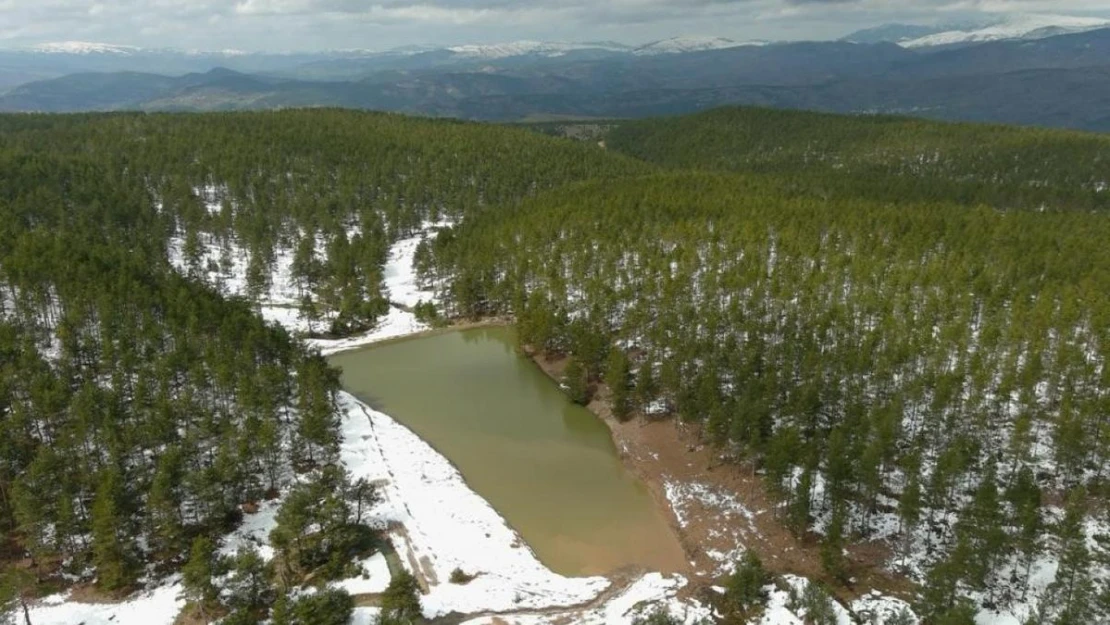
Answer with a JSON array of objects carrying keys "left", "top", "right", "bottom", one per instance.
[{"left": 526, "top": 349, "right": 913, "bottom": 604}]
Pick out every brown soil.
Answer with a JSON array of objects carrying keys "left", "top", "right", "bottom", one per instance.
[
  {"left": 67, "top": 582, "right": 137, "bottom": 604},
  {"left": 172, "top": 602, "right": 229, "bottom": 625},
  {"left": 528, "top": 349, "right": 914, "bottom": 605}
]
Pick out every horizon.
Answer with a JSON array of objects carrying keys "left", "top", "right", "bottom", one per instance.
[
  {"left": 6, "top": 16, "right": 1110, "bottom": 55},
  {"left": 3, "top": 1, "right": 1110, "bottom": 54}
]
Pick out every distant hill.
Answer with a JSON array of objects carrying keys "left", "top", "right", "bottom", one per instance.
[
  {"left": 840, "top": 23, "right": 959, "bottom": 44},
  {"left": 632, "top": 36, "right": 766, "bottom": 55},
  {"left": 891, "top": 27, "right": 1110, "bottom": 78},
  {"left": 4, "top": 28, "right": 1110, "bottom": 130},
  {"left": 902, "top": 13, "right": 1110, "bottom": 48}
]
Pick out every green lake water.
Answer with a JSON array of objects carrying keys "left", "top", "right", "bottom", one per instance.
[{"left": 328, "top": 326, "right": 686, "bottom": 577}]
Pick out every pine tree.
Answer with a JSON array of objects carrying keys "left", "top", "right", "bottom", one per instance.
[
  {"left": 0, "top": 567, "right": 36, "bottom": 625},
  {"left": 635, "top": 361, "right": 658, "bottom": 411},
  {"left": 381, "top": 570, "right": 422, "bottom": 624},
  {"left": 789, "top": 467, "right": 813, "bottom": 535},
  {"left": 959, "top": 463, "right": 1007, "bottom": 591},
  {"left": 271, "top": 588, "right": 353, "bottom": 625},
  {"left": 722, "top": 551, "right": 769, "bottom": 620},
  {"left": 562, "top": 357, "right": 589, "bottom": 405},
  {"left": 224, "top": 547, "right": 273, "bottom": 621},
  {"left": 90, "top": 468, "right": 135, "bottom": 591},
  {"left": 1006, "top": 466, "right": 1042, "bottom": 598},
  {"left": 182, "top": 536, "right": 219, "bottom": 622},
  {"left": 605, "top": 348, "right": 632, "bottom": 421},
  {"left": 797, "top": 581, "right": 838, "bottom": 625},
  {"left": 1040, "top": 491, "right": 1095, "bottom": 625},
  {"left": 821, "top": 503, "right": 848, "bottom": 583}
]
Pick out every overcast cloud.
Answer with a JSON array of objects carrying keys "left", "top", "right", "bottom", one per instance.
[{"left": 1, "top": 0, "right": 1110, "bottom": 51}]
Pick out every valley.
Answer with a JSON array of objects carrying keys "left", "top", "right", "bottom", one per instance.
[{"left": 5, "top": 19, "right": 1110, "bottom": 131}]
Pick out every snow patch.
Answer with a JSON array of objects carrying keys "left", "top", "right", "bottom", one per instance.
[
  {"left": 25, "top": 581, "right": 184, "bottom": 625},
  {"left": 308, "top": 222, "right": 448, "bottom": 355},
  {"left": 351, "top": 606, "right": 384, "bottom": 624},
  {"left": 219, "top": 499, "right": 280, "bottom": 561},
  {"left": 31, "top": 41, "right": 140, "bottom": 54},
  {"left": 458, "top": 573, "right": 712, "bottom": 625},
  {"left": 634, "top": 36, "right": 766, "bottom": 55},
  {"left": 338, "top": 393, "right": 610, "bottom": 617},
  {"left": 447, "top": 40, "right": 629, "bottom": 59},
  {"left": 332, "top": 551, "right": 392, "bottom": 595},
  {"left": 902, "top": 13, "right": 1110, "bottom": 47}
]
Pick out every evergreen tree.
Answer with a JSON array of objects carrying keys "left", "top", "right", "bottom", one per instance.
[
  {"left": 182, "top": 536, "right": 220, "bottom": 622},
  {"left": 223, "top": 547, "right": 273, "bottom": 621},
  {"left": 381, "top": 571, "right": 422, "bottom": 624},
  {"left": 797, "top": 581, "right": 838, "bottom": 625},
  {"left": 722, "top": 551, "right": 769, "bottom": 620},
  {"left": 562, "top": 357, "right": 589, "bottom": 406},
  {"left": 821, "top": 504, "right": 848, "bottom": 584},
  {"left": 1039, "top": 491, "right": 1096, "bottom": 625},
  {"left": 605, "top": 348, "right": 632, "bottom": 421},
  {"left": 271, "top": 588, "right": 353, "bottom": 625},
  {"left": 635, "top": 361, "right": 658, "bottom": 411},
  {"left": 90, "top": 468, "right": 135, "bottom": 591}
]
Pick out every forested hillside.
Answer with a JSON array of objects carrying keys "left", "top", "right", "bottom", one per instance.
[
  {"left": 4, "top": 105, "right": 1110, "bottom": 624},
  {"left": 606, "top": 107, "right": 1110, "bottom": 211},
  {"left": 0, "top": 111, "right": 647, "bottom": 619},
  {"left": 0, "top": 149, "right": 347, "bottom": 596},
  {"left": 1, "top": 111, "right": 646, "bottom": 335},
  {"left": 426, "top": 113, "right": 1110, "bottom": 623}
]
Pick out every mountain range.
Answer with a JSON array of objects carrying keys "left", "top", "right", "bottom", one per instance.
[{"left": 3, "top": 15, "right": 1110, "bottom": 130}]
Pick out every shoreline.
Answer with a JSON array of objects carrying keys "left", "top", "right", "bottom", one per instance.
[
  {"left": 27, "top": 223, "right": 717, "bottom": 624},
  {"left": 319, "top": 311, "right": 913, "bottom": 607},
  {"left": 523, "top": 346, "right": 913, "bottom": 605},
  {"left": 323, "top": 321, "right": 691, "bottom": 580},
  {"left": 308, "top": 315, "right": 513, "bottom": 356},
  {"left": 523, "top": 350, "right": 707, "bottom": 582}
]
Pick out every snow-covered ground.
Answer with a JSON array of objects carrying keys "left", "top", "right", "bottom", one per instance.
[
  {"left": 26, "top": 581, "right": 185, "bottom": 625},
  {"left": 219, "top": 499, "right": 281, "bottom": 561},
  {"left": 665, "top": 480, "right": 760, "bottom": 577},
  {"left": 308, "top": 224, "right": 446, "bottom": 355},
  {"left": 851, "top": 591, "right": 920, "bottom": 625},
  {"left": 459, "top": 573, "right": 714, "bottom": 625},
  {"left": 338, "top": 393, "right": 611, "bottom": 617},
  {"left": 333, "top": 552, "right": 392, "bottom": 596},
  {"left": 32, "top": 209, "right": 939, "bottom": 625},
  {"left": 33, "top": 219, "right": 704, "bottom": 624},
  {"left": 167, "top": 208, "right": 446, "bottom": 343}
]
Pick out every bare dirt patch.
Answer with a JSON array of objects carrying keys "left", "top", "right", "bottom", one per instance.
[
  {"left": 66, "top": 582, "right": 137, "bottom": 604},
  {"left": 172, "top": 602, "right": 230, "bottom": 625}
]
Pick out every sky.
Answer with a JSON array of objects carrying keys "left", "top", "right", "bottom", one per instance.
[{"left": 2, "top": 0, "right": 1110, "bottom": 52}]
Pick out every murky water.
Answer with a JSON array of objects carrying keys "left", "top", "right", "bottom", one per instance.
[{"left": 328, "top": 326, "right": 686, "bottom": 577}]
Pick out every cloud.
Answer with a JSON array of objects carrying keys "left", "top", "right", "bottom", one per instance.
[{"left": 1, "top": 0, "right": 1109, "bottom": 50}]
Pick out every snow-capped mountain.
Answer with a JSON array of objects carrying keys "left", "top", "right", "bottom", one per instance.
[
  {"left": 33, "top": 41, "right": 140, "bottom": 55},
  {"left": 633, "top": 36, "right": 767, "bottom": 56},
  {"left": 901, "top": 14, "right": 1110, "bottom": 48},
  {"left": 445, "top": 40, "right": 629, "bottom": 59},
  {"left": 840, "top": 22, "right": 991, "bottom": 45}
]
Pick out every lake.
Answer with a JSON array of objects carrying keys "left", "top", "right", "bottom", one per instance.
[{"left": 328, "top": 326, "right": 686, "bottom": 577}]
